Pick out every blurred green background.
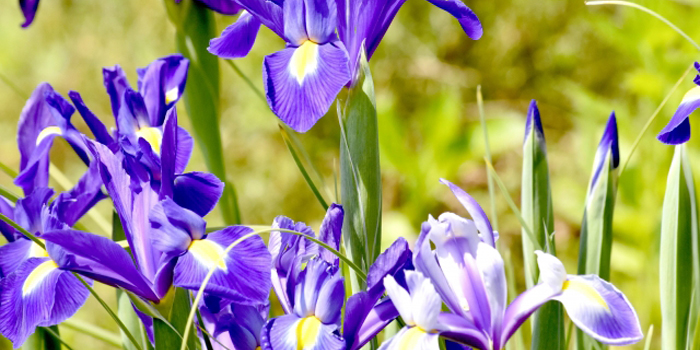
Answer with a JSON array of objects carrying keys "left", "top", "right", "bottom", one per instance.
[{"left": 1, "top": 0, "right": 699, "bottom": 348}]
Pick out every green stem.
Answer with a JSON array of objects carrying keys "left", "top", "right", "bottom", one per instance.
[
  {"left": 279, "top": 126, "right": 329, "bottom": 210},
  {"left": 619, "top": 63, "right": 693, "bottom": 176},
  {"left": 585, "top": 1, "right": 700, "bottom": 51},
  {"left": 61, "top": 318, "right": 122, "bottom": 348},
  {"left": 477, "top": 86, "right": 499, "bottom": 232},
  {"left": 0, "top": 185, "right": 20, "bottom": 202},
  {"left": 484, "top": 159, "right": 542, "bottom": 251},
  {"left": 75, "top": 276, "right": 144, "bottom": 350},
  {"left": 224, "top": 60, "right": 266, "bottom": 103},
  {"left": 43, "top": 327, "right": 74, "bottom": 350}
]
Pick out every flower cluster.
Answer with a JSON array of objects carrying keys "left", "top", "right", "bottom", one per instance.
[{"left": 0, "top": 55, "right": 642, "bottom": 349}]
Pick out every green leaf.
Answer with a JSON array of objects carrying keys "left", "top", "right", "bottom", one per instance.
[
  {"left": 168, "top": 0, "right": 240, "bottom": 225},
  {"left": 520, "top": 106, "right": 564, "bottom": 350},
  {"left": 279, "top": 126, "right": 329, "bottom": 210},
  {"left": 658, "top": 144, "right": 696, "bottom": 350},
  {"left": 24, "top": 326, "right": 61, "bottom": 350},
  {"left": 338, "top": 49, "right": 381, "bottom": 293},
  {"left": 154, "top": 288, "right": 197, "bottom": 350},
  {"left": 117, "top": 291, "right": 148, "bottom": 350}
]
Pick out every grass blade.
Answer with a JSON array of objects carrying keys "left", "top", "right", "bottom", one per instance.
[
  {"left": 477, "top": 86, "right": 499, "bottom": 232},
  {"left": 279, "top": 126, "right": 329, "bottom": 210}
]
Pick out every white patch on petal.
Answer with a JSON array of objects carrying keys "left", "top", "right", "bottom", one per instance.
[
  {"left": 188, "top": 239, "right": 227, "bottom": 271},
  {"left": 165, "top": 87, "right": 179, "bottom": 105},
  {"left": 22, "top": 260, "right": 58, "bottom": 296},
  {"left": 535, "top": 251, "right": 567, "bottom": 292},
  {"left": 29, "top": 241, "right": 49, "bottom": 258},
  {"left": 135, "top": 126, "right": 163, "bottom": 154},
  {"left": 288, "top": 41, "right": 320, "bottom": 85},
  {"left": 681, "top": 85, "right": 700, "bottom": 103},
  {"left": 36, "top": 126, "right": 62, "bottom": 146}
]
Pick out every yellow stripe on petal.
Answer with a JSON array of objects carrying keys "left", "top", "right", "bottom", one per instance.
[
  {"left": 22, "top": 260, "right": 59, "bottom": 296},
  {"left": 296, "top": 316, "right": 322, "bottom": 350},
  {"left": 36, "top": 126, "right": 62, "bottom": 146},
  {"left": 29, "top": 241, "right": 49, "bottom": 258},
  {"left": 135, "top": 126, "right": 163, "bottom": 154},
  {"left": 681, "top": 86, "right": 700, "bottom": 103},
  {"left": 562, "top": 279, "right": 609, "bottom": 311},
  {"left": 398, "top": 327, "right": 431, "bottom": 349},
  {"left": 165, "top": 87, "right": 179, "bottom": 104},
  {"left": 289, "top": 41, "right": 320, "bottom": 85},
  {"left": 188, "top": 239, "right": 227, "bottom": 271}
]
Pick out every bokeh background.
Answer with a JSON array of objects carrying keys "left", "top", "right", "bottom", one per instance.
[{"left": 1, "top": 0, "right": 699, "bottom": 348}]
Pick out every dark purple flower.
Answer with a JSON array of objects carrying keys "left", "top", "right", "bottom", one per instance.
[{"left": 658, "top": 62, "right": 700, "bottom": 144}]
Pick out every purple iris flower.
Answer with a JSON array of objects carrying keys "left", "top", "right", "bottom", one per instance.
[
  {"left": 658, "top": 62, "right": 700, "bottom": 144},
  {"left": 0, "top": 171, "right": 104, "bottom": 347},
  {"left": 383, "top": 179, "right": 644, "bottom": 349},
  {"left": 257, "top": 204, "right": 411, "bottom": 350},
  {"left": 15, "top": 83, "right": 92, "bottom": 195},
  {"left": 209, "top": 0, "right": 481, "bottom": 132},
  {"left": 18, "top": 0, "right": 39, "bottom": 27},
  {"left": 337, "top": 0, "right": 483, "bottom": 83}
]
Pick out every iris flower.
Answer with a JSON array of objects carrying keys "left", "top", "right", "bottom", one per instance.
[
  {"left": 384, "top": 179, "right": 643, "bottom": 349},
  {"left": 0, "top": 171, "right": 104, "bottom": 347},
  {"left": 258, "top": 204, "right": 412, "bottom": 350},
  {"left": 209, "top": 0, "right": 482, "bottom": 132},
  {"left": 15, "top": 83, "right": 92, "bottom": 195},
  {"left": 658, "top": 62, "right": 700, "bottom": 144}
]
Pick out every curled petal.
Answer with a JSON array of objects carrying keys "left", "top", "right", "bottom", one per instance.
[
  {"left": 262, "top": 41, "right": 350, "bottom": 132},
  {"left": 19, "top": 0, "right": 40, "bottom": 27},
  {"left": 172, "top": 172, "right": 224, "bottom": 217},
  {"left": 425, "top": 0, "right": 482, "bottom": 39},
  {"left": 658, "top": 86, "right": 700, "bottom": 144},
  {"left": 209, "top": 11, "right": 261, "bottom": 59},
  {"left": 554, "top": 275, "right": 643, "bottom": 345},
  {"left": 439, "top": 179, "right": 495, "bottom": 247}
]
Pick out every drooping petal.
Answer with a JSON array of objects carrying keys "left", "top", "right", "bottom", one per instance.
[
  {"left": 173, "top": 226, "right": 271, "bottom": 304},
  {"left": 425, "top": 0, "right": 482, "bottom": 39},
  {"left": 136, "top": 55, "right": 189, "bottom": 126},
  {"left": 262, "top": 41, "right": 351, "bottom": 132},
  {"left": 209, "top": 11, "right": 262, "bottom": 59},
  {"left": 68, "top": 91, "right": 115, "bottom": 147},
  {"left": 439, "top": 179, "right": 495, "bottom": 247},
  {"left": 554, "top": 275, "right": 643, "bottom": 345},
  {"left": 658, "top": 86, "right": 700, "bottom": 144},
  {"left": 172, "top": 172, "right": 224, "bottom": 217},
  {"left": 317, "top": 203, "right": 344, "bottom": 265},
  {"left": 196, "top": 0, "right": 242, "bottom": 14},
  {"left": 0, "top": 258, "right": 88, "bottom": 348},
  {"left": 103, "top": 65, "right": 132, "bottom": 117},
  {"left": 41, "top": 230, "right": 159, "bottom": 301},
  {"left": 19, "top": 0, "right": 40, "bottom": 27},
  {"left": 261, "top": 314, "right": 345, "bottom": 350},
  {"left": 233, "top": 0, "right": 285, "bottom": 37}
]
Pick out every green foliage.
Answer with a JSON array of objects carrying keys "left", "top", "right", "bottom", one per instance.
[
  {"left": 167, "top": 0, "right": 240, "bottom": 225},
  {"left": 339, "top": 51, "right": 382, "bottom": 293},
  {"left": 659, "top": 145, "right": 696, "bottom": 350}
]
